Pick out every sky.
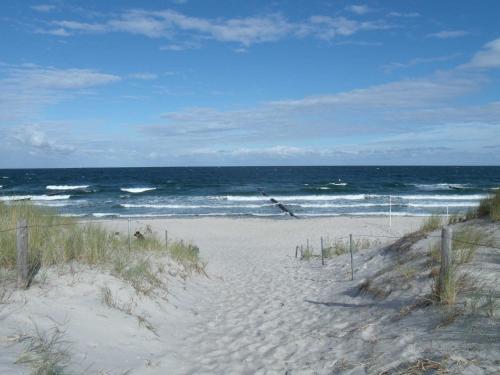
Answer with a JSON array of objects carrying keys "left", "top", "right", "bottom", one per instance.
[{"left": 1, "top": 0, "right": 500, "bottom": 167}]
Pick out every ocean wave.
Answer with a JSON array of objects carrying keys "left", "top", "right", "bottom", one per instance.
[
  {"left": 120, "top": 187, "right": 157, "bottom": 194},
  {"left": 299, "top": 212, "right": 435, "bottom": 217},
  {"left": 46, "top": 185, "right": 90, "bottom": 190},
  {"left": 0, "top": 194, "right": 71, "bottom": 201},
  {"left": 120, "top": 203, "right": 267, "bottom": 209},
  {"left": 414, "top": 183, "right": 471, "bottom": 191},
  {"left": 398, "top": 194, "right": 486, "bottom": 200},
  {"left": 407, "top": 202, "right": 479, "bottom": 208},
  {"left": 221, "top": 194, "right": 367, "bottom": 202},
  {"left": 92, "top": 213, "right": 117, "bottom": 218},
  {"left": 328, "top": 182, "right": 348, "bottom": 186},
  {"left": 299, "top": 203, "right": 390, "bottom": 208}
]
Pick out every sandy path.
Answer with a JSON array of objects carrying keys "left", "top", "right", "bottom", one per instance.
[{"left": 103, "top": 217, "right": 424, "bottom": 374}]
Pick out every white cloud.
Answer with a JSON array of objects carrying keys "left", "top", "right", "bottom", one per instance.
[
  {"left": 386, "top": 12, "right": 420, "bottom": 18},
  {"left": 466, "top": 37, "right": 500, "bottom": 69},
  {"left": 129, "top": 72, "right": 158, "bottom": 80},
  {"left": 382, "top": 53, "right": 460, "bottom": 73},
  {"left": 31, "top": 4, "right": 56, "bottom": 13},
  {"left": 0, "top": 65, "right": 120, "bottom": 120},
  {"left": 298, "top": 16, "right": 390, "bottom": 40},
  {"left": 427, "top": 30, "right": 468, "bottom": 39},
  {"left": 140, "top": 70, "right": 488, "bottom": 149},
  {"left": 159, "top": 41, "right": 200, "bottom": 51},
  {"left": 12, "top": 125, "right": 75, "bottom": 154},
  {"left": 40, "top": 9, "right": 392, "bottom": 46},
  {"left": 36, "top": 28, "right": 72, "bottom": 37},
  {"left": 345, "top": 5, "right": 372, "bottom": 15}
]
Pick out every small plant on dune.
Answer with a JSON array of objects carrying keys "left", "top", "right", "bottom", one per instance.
[
  {"left": 301, "top": 247, "right": 314, "bottom": 260},
  {"left": 113, "top": 257, "right": 163, "bottom": 295},
  {"left": 168, "top": 240, "right": 206, "bottom": 275},
  {"left": 16, "top": 323, "right": 71, "bottom": 375},
  {"left": 319, "top": 237, "right": 379, "bottom": 259},
  {"left": 453, "top": 227, "right": 493, "bottom": 264},
  {"left": 420, "top": 215, "right": 442, "bottom": 233},
  {"left": 467, "top": 290, "right": 499, "bottom": 319}
]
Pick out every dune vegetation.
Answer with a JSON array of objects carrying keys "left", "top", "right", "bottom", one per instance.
[{"left": 0, "top": 202, "right": 204, "bottom": 292}]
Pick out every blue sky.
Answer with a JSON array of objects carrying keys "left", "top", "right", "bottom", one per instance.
[{"left": 1, "top": 0, "right": 499, "bottom": 167}]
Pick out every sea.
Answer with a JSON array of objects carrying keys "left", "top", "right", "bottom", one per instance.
[{"left": 0, "top": 166, "right": 498, "bottom": 218}]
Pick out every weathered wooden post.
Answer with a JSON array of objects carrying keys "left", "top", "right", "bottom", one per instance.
[
  {"left": 320, "top": 237, "right": 325, "bottom": 266},
  {"left": 349, "top": 234, "right": 354, "bottom": 281},
  {"left": 295, "top": 245, "right": 298, "bottom": 258},
  {"left": 16, "top": 219, "right": 28, "bottom": 289},
  {"left": 438, "top": 227, "right": 454, "bottom": 303},
  {"left": 165, "top": 229, "right": 168, "bottom": 251}
]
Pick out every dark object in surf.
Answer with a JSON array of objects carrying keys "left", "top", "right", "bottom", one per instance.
[
  {"left": 259, "top": 190, "right": 297, "bottom": 218},
  {"left": 134, "top": 231, "right": 145, "bottom": 240}
]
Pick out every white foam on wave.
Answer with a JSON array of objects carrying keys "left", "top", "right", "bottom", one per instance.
[
  {"left": 221, "top": 194, "right": 367, "bottom": 202},
  {"left": 300, "top": 203, "right": 390, "bottom": 208},
  {"left": 408, "top": 202, "right": 479, "bottom": 208},
  {"left": 414, "top": 183, "right": 471, "bottom": 191},
  {"left": 92, "top": 213, "right": 117, "bottom": 218},
  {"left": 120, "top": 187, "right": 157, "bottom": 194},
  {"left": 121, "top": 203, "right": 267, "bottom": 209},
  {"left": 0, "top": 194, "right": 71, "bottom": 201},
  {"left": 328, "top": 182, "right": 348, "bottom": 186},
  {"left": 301, "top": 212, "right": 437, "bottom": 217},
  {"left": 46, "top": 185, "right": 89, "bottom": 190},
  {"left": 398, "top": 194, "right": 486, "bottom": 200}
]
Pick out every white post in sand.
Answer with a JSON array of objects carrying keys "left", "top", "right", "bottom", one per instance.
[
  {"left": 446, "top": 206, "right": 449, "bottom": 221},
  {"left": 389, "top": 195, "right": 392, "bottom": 227},
  {"left": 165, "top": 229, "right": 168, "bottom": 251}
]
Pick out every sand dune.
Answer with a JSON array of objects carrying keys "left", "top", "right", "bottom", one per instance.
[{"left": 1, "top": 216, "right": 499, "bottom": 374}]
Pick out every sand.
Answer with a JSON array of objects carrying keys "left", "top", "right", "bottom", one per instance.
[{"left": 1, "top": 216, "right": 499, "bottom": 374}]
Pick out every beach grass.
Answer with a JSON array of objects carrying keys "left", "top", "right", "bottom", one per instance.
[
  {"left": 0, "top": 202, "right": 202, "bottom": 291},
  {"left": 419, "top": 215, "right": 443, "bottom": 233},
  {"left": 16, "top": 323, "right": 71, "bottom": 375},
  {"left": 477, "top": 189, "right": 500, "bottom": 221}
]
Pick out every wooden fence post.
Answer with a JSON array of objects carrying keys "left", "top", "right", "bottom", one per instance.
[
  {"left": 438, "top": 227, "right": 453, "bottom": 302},
  {"left": 165, "top": 229, "right": 168, "bottom": 251},
  {"left": 295, "top": 245, "right": 298, "bottom": 258},
  {"left": 320, "top": 237, "right": 325, "bottom": 265},
  {"left": 349, "top": 234, "right": 354, "bottom": 281},
  {"left": 16, "top": 219, "right": 28, "bottom": 289}
]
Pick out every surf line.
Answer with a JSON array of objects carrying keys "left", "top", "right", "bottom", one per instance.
[{"left": 258, "top": 189, "right": 298, "bottom": 218}]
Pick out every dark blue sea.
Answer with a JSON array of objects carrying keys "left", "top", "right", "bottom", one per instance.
[{"left": 0, "top": 166, "right": 498, "bottom": 218}]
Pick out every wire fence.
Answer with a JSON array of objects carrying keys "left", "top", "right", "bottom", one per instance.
[{"left": 1, "top": 214, "right": 499, "bottom": 289}]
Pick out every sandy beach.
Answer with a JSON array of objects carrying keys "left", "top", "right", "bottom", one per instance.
[{"left": 1, "top": 215, "right": 499, "bottom": 374}]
